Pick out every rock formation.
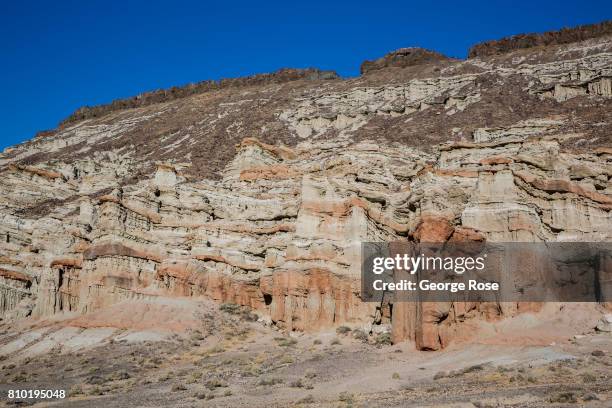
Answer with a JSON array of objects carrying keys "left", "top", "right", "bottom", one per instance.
[
  {"left": 360, "top": 47, "right": 453, "bottom": 74},
  {"left": 1, "top": 24, "right": 611, "bottom": 351},
  {"left": 468, "top": 20, "right": 612, "bottom": 58}
]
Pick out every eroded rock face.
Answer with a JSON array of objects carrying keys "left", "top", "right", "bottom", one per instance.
[
  {"left": 279, "top": 74, "right": 480, "bottom": 138},
  {"left": 0, "top": 32, "right": 611, "bottom": 350}
]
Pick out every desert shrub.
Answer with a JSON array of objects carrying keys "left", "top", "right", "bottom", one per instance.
[
  {"left": 257, "top": 377, "right": 284, "bottom": 386},
  {"left": 241, "top": 311, "right": 259, "bottom": 321},
  {"left": 336, "top": 326, "right": 352, "bottom": 335},
  {"left": 279, "top": 355, "right": 294, "bottom": 364},
  {"left": 338, "top": 391, "right": 354, "bottom": 403},
  {"left": 462, "top": 363, "right": 486, "bottom": 374},
  {"left": 352, "top": 329, "right": 368, "bottom": 342},
  {"left": 220, "top": 303, "right": 259, "bottom": 321},
  {"left": 68, "top": 384, "right": 83, "bottom": 396},
  {"left": 374, "top": 332, "right": 392, "bottom": 346},
  {"left": 248, "top": 366, "right": 262, "bottom": 376},
  {"left": 86, "top": 375, "right": 106, "bottom": 385},
  {"left": 11, "top": 373, "right": 27, "bottom": 382},
  {"left": 219, "top": 303, "right": 241, "bottom": 314},
  {"left": 205, "top": 378, "right": 228, "bottom": 389},
  {"left": 298, "top": 394, "right": 315, "bottom": 404},
  {"left": 289, "top": 379, "right": 304, "bottom": 388},
  {"left": 113, "top": 371, "right": 131, "bottom": 381},
  {"left": 89, "top": 386, "right": 103, "bottom": 396},
  {"left": 171, "top": 384, "right": 187, "bottom": 392},
  {"left": 191, "top": 331, "right": 205, "bottom": 341},
  {"left": 550, "top": 392, "right": 576, "bottom": 403},
  {"left": 305, "top": 370, "right": 317, "bottom": 379},
  {"left": 209, "top": 345, "right": 225, "bottom": 354},
  {"left": 274, "top": 337, "right": 297, "bottom": 347}
]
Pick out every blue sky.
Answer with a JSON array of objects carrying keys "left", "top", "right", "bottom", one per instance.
[{"left": 1, "top": 0, "right": 610, "bottom": 150}]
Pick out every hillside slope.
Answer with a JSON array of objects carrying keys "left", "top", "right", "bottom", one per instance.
[{"left": 0, "top": 26, "right": 611, "bottom": 353}]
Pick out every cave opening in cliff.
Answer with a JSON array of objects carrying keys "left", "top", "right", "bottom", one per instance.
[
  {"left": 57, "top": 268, "right": 64, "bottom": 289},
  {"left": 263, "top": 293, "right": 272, "bottom": 306}
]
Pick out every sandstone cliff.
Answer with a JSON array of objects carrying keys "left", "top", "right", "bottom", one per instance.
[{"left": 1, "top": 25, "right": 611, "bottom": 351}]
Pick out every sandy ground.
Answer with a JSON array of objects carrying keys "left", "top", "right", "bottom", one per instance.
[{"left": 0, "top": 298, "right": 610, "bottom": 407}]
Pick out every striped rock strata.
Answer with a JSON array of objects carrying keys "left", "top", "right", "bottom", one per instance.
[{"left": 1, "top": 31, "right": 611, "bottom": 350}]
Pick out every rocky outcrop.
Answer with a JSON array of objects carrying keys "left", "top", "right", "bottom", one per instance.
[
  {"left": 0, "top": 28, "right": 611, "bottom": 350},
  {"left": 535, "top": 75, "right": 612, "bottom": 101},
  {"left": 279, "top": 74, "right": 480, "bottom": 138},
  {"left": 597, "top": 314, "right": 612, "bottom": 332},
  {"left": 0, "top": 269, "right": 32, "bottom": 319},
  {"left": 2, "top": 126, "right": 611, "bottom": 348},
  {"left": 468, "top": 20, "right": 612, "bottom": 58},
  {"left": 60, "top": 68, "right": 339, "bottom": 125},
  {"left": 361, "top": 48, "right": 452, "bottom": 74}
]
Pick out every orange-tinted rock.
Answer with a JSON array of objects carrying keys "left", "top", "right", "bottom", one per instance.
[
  {"left": 416, "top": 302, "right": 452, "bottom": 350},
  {"left": 240, "top": 165, "right": 300, "bottom": 181},
  {"left": 156, "top": 262, "right": 371, "bottom": 331},
  {"left": 193, "top": 254, "right": 261, "bottom": 271},
  {"left": 9, "top": 164, "right": 64, "bottom": 180},
  {"left": 514, "top": 170, "right": 612, "bottom": 206},
  {"left": 157, "top": 261, "right": 263, "bottom": 308},
  {"left": 595, "top": 147, "right": 612, "bottom": 155},
  {"left": 434, "top": 169, "right": 480, "bottom": 178},
  {"left": 260, "top": 268, "right": 372, "bottom": 331},
  {"left": 450, "top": 227, "right": 485, "bottom": 242},
  {"left": 0, "top": 268, "right": 32, "bottom": 283},
  {"left": 413, "top": 216, "right": 454, "bottom": 242},
  {"left": 83, "top": 243, "right": 164, "bottom": 263},
  {"left": 238, "top": 137, "right": 297, "bottom": 160},
  {"left": 479, "top": 156, "right": 513, "bottom": 165},
  {"left": 50, "top": 257, "right": 83, "bottom": 268}
]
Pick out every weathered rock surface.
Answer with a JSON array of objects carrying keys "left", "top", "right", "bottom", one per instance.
[
  {"left": 597, "top": 314, "right": 612, "bottom": 332},
  {"left": 1, "top": 27, "right": 611, "bottom": 350}
]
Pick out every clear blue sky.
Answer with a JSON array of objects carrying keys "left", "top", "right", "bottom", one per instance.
[{"left": 1, "top": 0, "right": 610, "bottom": 150}]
